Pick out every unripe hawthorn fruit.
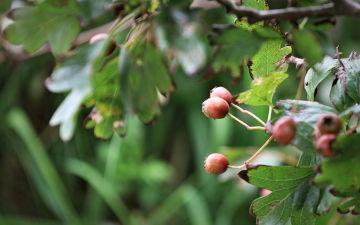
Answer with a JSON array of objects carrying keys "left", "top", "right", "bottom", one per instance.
[
  {"left": 204, "top": 153, "right": 229, "bottom": 174},
  {"left": 271, "top": 117, "right": 296, "bottom": 145},
  {"left": 210, "top": 86, "right": 233, "bottom": 103},
  {"left": 317, "top": 113, "right": 342, "bottom": 134},
  {"left": 202, "top": 97, "right": 229, "bottom": 119},
  {"left": 315, "top": 134, "right": 337, "bottom": 157}
]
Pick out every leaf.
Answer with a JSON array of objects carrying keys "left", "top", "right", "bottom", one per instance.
[
  {"left": 240, "top": 165, "right": 314, "bottom": 191},
  {"left": 212, "top": 28, "right": 263, "bottom": 76},
  {"left": 292, "top": 122, "right": 317, "bottom": 155},
  {"left": 293, "top": 30, "right": 323, "bottom": 67},
  {"left": 243, "top": 0, "right": 268, "bottom": 10},
  {"left": 0, "top": 0, "right": 11, "bottom": 14},
  {"left": 240, "top": 165, "right": 319, "bottom": 225},
  {"left": 4, "top": 4, "right": 80, "bottom": 54},
  {"left": 315, "top": 133, "right": 360, "bottom": 194},
  {"left": 237, "top": 72, "right": 288, "bottom": 106},
  {"left": 46, "top": 41, "right": 108, "bottom": 141},
  {"left": 251, "top": 40, "right": 292, "bottom": 77},
  {"left": 342, "top": 57, "right": 360, "bottom": 103},
  {"left": 330, "top": 75, "right": 356, "bottom": 111},
  {"left": 337, "top": 195, "right": 360, "bottom": 214},
  {"left": 275, "top": 100, "right": 337, "bottom": 126},
  {"left": 88, "top": 58, "right": 125, "bottom": 139},
  {"left": 128, "top": 43, "right": 172, "bottom": 123},
  {"left": 304, "top": 56, "right": 338, "bottom": 101}
]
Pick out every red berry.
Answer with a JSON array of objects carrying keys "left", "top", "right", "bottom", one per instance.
[
  {"left": 202, "top": 97, "right": 229, "bottom": 119},
  {"left": 210, "top": 87, "right": 233, "bottom": 103},
  {"left": 271, "top": 117, "right": 296, "bottom": 145},
  {"left": 317, "top": 113, "right": 342, "bottom": 134},
  {"left": 204, "top": 153, "right": 229, "bottom": 174},
  {"left": 315, "top": 134, "right": 337, "bottom": 157}
]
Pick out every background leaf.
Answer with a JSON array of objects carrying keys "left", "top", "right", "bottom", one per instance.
[
  {"left": 212, "top": 28, "right": 263, "bottom": 76},
  {"left": 4, "top": 4, "right": 80, "bottom": 54},
  {"left": 293, "top": 29, "right": 323, "bottom": 67}
]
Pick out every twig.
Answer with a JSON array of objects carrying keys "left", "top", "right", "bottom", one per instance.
[
  {"left": 228, "top": 113, "right": 265, "bottom": 131},
  {"left": 214, "top": 0, "right": 360, "bottom": 23},
  {"left": 228, "top": 135, "right": 273, "bottom": 169},
  {"left": 231, "top": 103, "right": 266, "bottom": 126},
  {"left": 267, "top": 106, "right": 272, "bottom": 122}
]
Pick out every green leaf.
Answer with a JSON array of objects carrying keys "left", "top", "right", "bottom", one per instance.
[
  {"left": 292, "top": 122, "right": 317, "bottom": 155},
  {"left": 315, "top": 133, "right": 360, "bottom": 193},
  {"left": 128, "top": 43, "right": 172, "bottom": 123},
  {"left": 0, "top": 0, "right": 11, "bottom": 14},
  {"left": 342, "top": 58, "right": 360, "bottom": 103},
  {"left": 212, "top": 28, "right": 263, "bottom": 76},
  {"left": 293, "top": 30, "right": 323, "bottom": 67},
  {"left": 88, "top": 58, "right": 125, "bottom": 139},
  {"left": 330, "top": 74, "right": 356, "bottom": 111},
  {"left": 240, "top": 165, "right": 314, "bottom": 191},
  {"left": 243, "top": 0, "right": 268, "bottom": 10},
  {"left": 275, "top": 100, "right": 337, "bottom": 126},
  {"left": 46, "top": 41, "right": 108, "bottom": 141},
  {"left": 304, "top": 56, "right": 337, "bottom": 101},
  {"left": 237, "top": 72, "right": 288, "bottom": 106},
  {"left": 251, "top": 40, "right": 292, "bottom": 77},
  {"left": 240, "top": 165, "right": 318, "bottom": 225},
  {"left": 4, "top": 4, "right": 80, "bottom": 54},
  {"left": 337, "top": 195, "right": 360, "bottom": 214}
]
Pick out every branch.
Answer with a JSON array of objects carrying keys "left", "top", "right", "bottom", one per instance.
[{"left": 214, "top": 0, "right": 360, "bottom": 23}]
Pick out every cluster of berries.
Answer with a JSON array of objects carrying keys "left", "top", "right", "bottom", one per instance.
[{"left": 202, "top": 87, "right": 343, "bottom": 175}]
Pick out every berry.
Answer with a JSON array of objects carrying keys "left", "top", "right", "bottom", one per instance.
[
  {"left": 202, "top": 97, "right": 229, "bottom": 119},
  {"left": 317, "top": 113, "right": 342, "bottom": 134},
  {"left": 210, "top": 86, "right": 233, "bottom": 103},
  {"left": 271, "top": 117, "right": 296, "bottom": 145},
  {"left": 315, "top": 134, "right": 337, "bottom": 157},
  {"left": 204, "top": 153, "right": 229, "bottom": 174}
]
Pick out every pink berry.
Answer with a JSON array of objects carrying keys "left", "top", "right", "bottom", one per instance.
[
  {"left": 202, "top": 97, "right": 229, "bottom": 119},
  {"left": 210, "top": 86, "right": 233, "bottom": 103},
  {"left": 315, "top": 134, "right": 337, "bottom": 157},
  {"left": 204, "top": 153, "right": 229, "bottom": 174},
  {"left": 317, "top": 113, "right": 342, "bottom": 135},
  {"left": 271, "top": 117, "right": 296, "bottom": 145}
]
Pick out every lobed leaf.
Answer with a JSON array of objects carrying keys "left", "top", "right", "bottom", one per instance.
[
  {"left": 251, "top": 40, "right": 292, "bottom": 77},
  {"left": 240, "top": 164, "right": 320, "bottom": 225},
  {"left": 237, "top": 73, "right": 288, "bottom": 106},
  {"left": 4, "top": 4, "right": 80, "bottom": 54}
]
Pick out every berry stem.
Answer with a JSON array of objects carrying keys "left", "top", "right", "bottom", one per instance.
[
  {"left": 228, "top": 113, "right": 266, "bottom": 131},
  {"left": 227, "top": 136, "right": 273, "bottom": 170},
  {"left": 267, "top": 106, "right": 273, "bottom": 122},
  {"left": 231, "top": 103, "right": 266, "bottom": 126},
  {"left": 243, "top": 135, "right": 273, "bottom": 165}
]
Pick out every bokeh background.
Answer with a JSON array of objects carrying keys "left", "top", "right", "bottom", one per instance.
[{"left": 1, "top": 0, "right": 360, "bottom": 225}]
